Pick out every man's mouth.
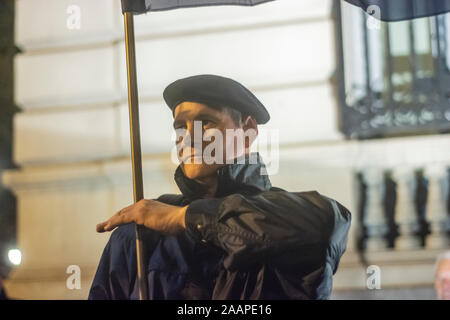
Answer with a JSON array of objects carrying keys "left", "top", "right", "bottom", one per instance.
[{"left": 180, "top": 152, "right": 203, "bottom": 163}]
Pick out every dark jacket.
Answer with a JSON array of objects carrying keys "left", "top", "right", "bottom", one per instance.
[{"left": 89, "top": 153, "right": 351, "bottom": 300}]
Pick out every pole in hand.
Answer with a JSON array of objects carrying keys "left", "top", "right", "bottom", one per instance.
[{"left": 123, "top": 11, "right": 148, "bottom": 300}]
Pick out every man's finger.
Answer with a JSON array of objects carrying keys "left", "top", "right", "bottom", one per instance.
[
  {"left": 97, "top": 208, "right": 135, "bottom": 233},
  {"left": 96, "top": 221, "right": 108, "bottom": 233}
]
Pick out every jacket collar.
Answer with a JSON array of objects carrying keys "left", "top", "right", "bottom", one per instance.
[{"left": 174, "top": 152, "right": 272, "bottom": 201}]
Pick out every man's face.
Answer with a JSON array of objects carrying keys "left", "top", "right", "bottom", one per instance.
[
  {"left": 436, "top": 259, "right": 450, "bottom": 300},
  {"left": 173, "top": 102, "right": 256, "bottom": 180}
]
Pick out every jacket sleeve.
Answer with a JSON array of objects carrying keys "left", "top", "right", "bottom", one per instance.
[{"left": 184, "top": 189, "right": 351, "bottom": 271}]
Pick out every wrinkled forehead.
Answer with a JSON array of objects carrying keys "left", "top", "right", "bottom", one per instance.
[{"left": 173, "top": 101, "right": 224, "bottom": 120}]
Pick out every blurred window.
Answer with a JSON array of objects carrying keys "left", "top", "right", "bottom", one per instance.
[{"left": 335, "top": 1, "right": 450, "bottom": 139}]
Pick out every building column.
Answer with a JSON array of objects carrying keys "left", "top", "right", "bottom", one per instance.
[
  {"left": 365, "top": 168, "right": 388, "bottom": 251},
  {"left": 0, "top": 0, "right": 20, "bottom": 278},
  {"left": 394, "top": 166, "right": 421, "bottom": 250},
  {"left": 425, "top": 164, "right": 449, "bottom": 249}
]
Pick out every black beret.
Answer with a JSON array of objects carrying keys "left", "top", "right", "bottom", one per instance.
[{"left": 163, "top": 74, "right": 270, "bottom": 124}]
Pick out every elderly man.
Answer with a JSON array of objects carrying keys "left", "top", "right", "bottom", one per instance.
[
  {"left": 435, "top": 251, "right": 450, "bottom": 300},
  {"left": 89, "top": 74, "right": 351, "bottom": 300}
]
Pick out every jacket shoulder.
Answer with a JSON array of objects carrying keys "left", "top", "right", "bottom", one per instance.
[
  {"left": 270, "top": 187, "right": 352, "bottom": 251},
  {"left": 269, "top": 187, "right": 333, "bottom": 212}
]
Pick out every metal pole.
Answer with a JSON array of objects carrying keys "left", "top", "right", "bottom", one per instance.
[{"left": 123, "top": 11, "right": 148, "bottom": 300}]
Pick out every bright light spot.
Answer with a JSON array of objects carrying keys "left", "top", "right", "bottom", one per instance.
[{"left": 8, "top": 249, "right": 21, "bottom": 265}]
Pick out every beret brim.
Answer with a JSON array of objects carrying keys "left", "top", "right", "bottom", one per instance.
[{"left": 163, "top": 74, "right": 270, "bottom": 124}]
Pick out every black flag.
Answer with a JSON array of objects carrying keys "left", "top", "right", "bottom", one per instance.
[
  {"left": 122, "top": 0, "right": 275, "bottom": 14},
  {"left": 344, "top": 0, "right": 450, "bottom": 21}
]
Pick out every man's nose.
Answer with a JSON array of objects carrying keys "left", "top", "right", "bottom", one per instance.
[
  {"left": 187, "top": 121, "right": 205, "bottom": 143},
  {"left": 177, "top": 122, "right": 198, "bottom": 148},
  {"left": 186, "top": 123, "right": 195, "bottom": 142}
]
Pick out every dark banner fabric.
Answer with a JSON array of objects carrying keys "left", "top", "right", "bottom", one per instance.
[
  {"left": 344, "top": 0, "right": 450, "bottom": 21},
  {"left": 121, "top": 0, "right": 274, "bottom": 14}
]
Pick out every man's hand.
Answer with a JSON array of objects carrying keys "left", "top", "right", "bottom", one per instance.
[{"left": 96, "top": 199, "right": 188, "bottom": 235}]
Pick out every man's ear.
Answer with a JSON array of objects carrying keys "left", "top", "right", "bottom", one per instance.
[
  {"left": 242, "top": 115, "right": 258, "bottom": 148},
  {"left": 242, "top": 115, "right": 257, "bottom": 132}
]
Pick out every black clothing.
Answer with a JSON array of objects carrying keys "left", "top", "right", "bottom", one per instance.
[
  {"left": 121, "top": 0, "right": 274, "bottom": 15},
  {"left": 89, "top": 153, "right": 351, "bottom": 299},
  {"left": 163, "top": 74, "right": 270, "bottom": 124}
]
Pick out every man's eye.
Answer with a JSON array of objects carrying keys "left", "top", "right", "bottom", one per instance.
[{"left": 202, "top": 120, "right": 214, "bottom": 126}]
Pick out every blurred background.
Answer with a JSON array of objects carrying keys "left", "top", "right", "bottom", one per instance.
[{"left": 0, "top": 0, "right": 449, "bottom": 299}]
